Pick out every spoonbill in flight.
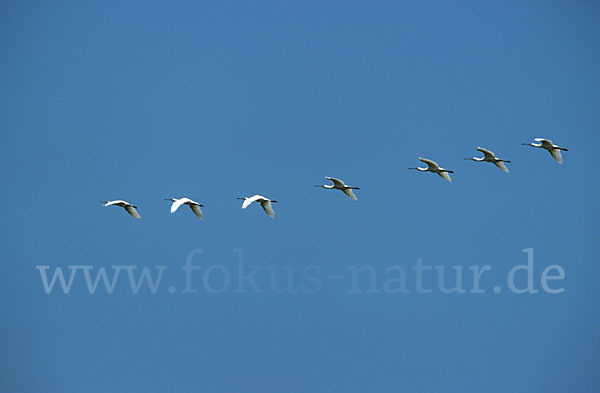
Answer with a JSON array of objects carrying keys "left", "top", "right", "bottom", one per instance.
[
  {"left": 314, "top": 177, "right": 360, "bottom": 200},
  {"left": 409, "top": 157, "right": 454, "bottom": 182},
  {"left": 237, "top": 195, "right": 277, "bottom": 218},
  {"left": 164, "top": 197, "right": 204, "bottom": 220},
  {"left": 522, "top": 138, "right": 568, "bottom": 164},
  {"left": 101, "top": 200, "right": 141, "bottom": 219},
  {"left": 465, "top": 147, "right": 511, "bottom": 173}
]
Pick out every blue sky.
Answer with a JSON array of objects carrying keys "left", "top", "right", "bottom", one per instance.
[{"left": 1, "top": 1, "right": 599, "bottom": 392}]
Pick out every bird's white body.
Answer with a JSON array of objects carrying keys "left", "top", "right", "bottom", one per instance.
[
  {"left": 166, "top": 197, "right": 204, "bottom": 220},
  {"left": 315, "top": 177, "right": 360, "bottom": 200},
  {"left": 102, "top": 200, "right": 141, "bottom": 219},
  {"left": 409, "top": 157, "right": 453, "bottom": 182},
  {"left": 238, "top": 195, "right": 277, "bottom": 218},
  {"left": 465, "top": 147, "right": 511, "bottom": 173},
  {"left": 523, "top": 138, "right": 568, "bottom": 164}
]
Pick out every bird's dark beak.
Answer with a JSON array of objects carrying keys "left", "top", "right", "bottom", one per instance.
[{"left": 271, "top": 200, "right": 278, "bottom": 203}]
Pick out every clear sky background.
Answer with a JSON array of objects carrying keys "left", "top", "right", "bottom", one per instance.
[{"left": 1, "top": 1, "right": 599, "bottom": 392}]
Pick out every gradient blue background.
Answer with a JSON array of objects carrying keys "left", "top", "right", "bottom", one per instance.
[{"left": 1, "top": 1, "right": 599, "bottom": 392}]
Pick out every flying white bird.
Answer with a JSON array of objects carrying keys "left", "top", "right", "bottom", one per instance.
[
  {"left": 237, "top": 195, "right": 277, "bottom": 218},
  {"left": 101, "top": 200, "right": 141, "bottom": 219},
  {"left": 522, "top": 138, "right": 568, "bottom": 164},
  {"left": 464, "top": 147, "right": 511, "bottom": 173},
  {"left": 314, "top": 176, "right": 360, "bottom": 200},
  {"left": 164, "top": 197, "right": 204, "bottom": 220},
  {"left": 409, "top": 157, "right": 454, "bottom": 182}
]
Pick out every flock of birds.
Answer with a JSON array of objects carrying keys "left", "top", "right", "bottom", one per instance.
[{"left": 101, "top": 138, "right": 568, "bottom": 219}]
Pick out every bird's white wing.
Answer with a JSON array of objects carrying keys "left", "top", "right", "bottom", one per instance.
[
  {"left": 189, "top": 204, "right": 204, "bottom": 220},
  {"left": 419, "top": 158, "right": 439, "bottom": 170},
  {"left": 170, "top": 198, "right": 186, "bottom": 213},
  {"left": 325, "top": 177, "right": 346, "bottom": 188},
  {"left": 477, "top": 147, "right": 495, "bottom": 160},
  {"left": 125, "top": 205, "right": 141, "bottom": 219},
  {"left": 438, "top": 171, "right": 452, "bottom": 182},
  {"left": 535, "top": 138, "right": 554, "bottom": 148},
  {"left": 260, "top": 200, "right": 275, "bottom": 218},
  {"left": 495, "top": 161, "right": 509, "bottom": 173},
  {"left": 241, "top": 195, "right": 262, "bottom": 209},
  {"left": 550, "top": 149, "right": 563, "bottom": 164},
  {"left": 104, "top": 200, "right": 125, "bottom": 207},
  {"left": 342, "top": 188, "right": 358, "bottom": 200}
]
